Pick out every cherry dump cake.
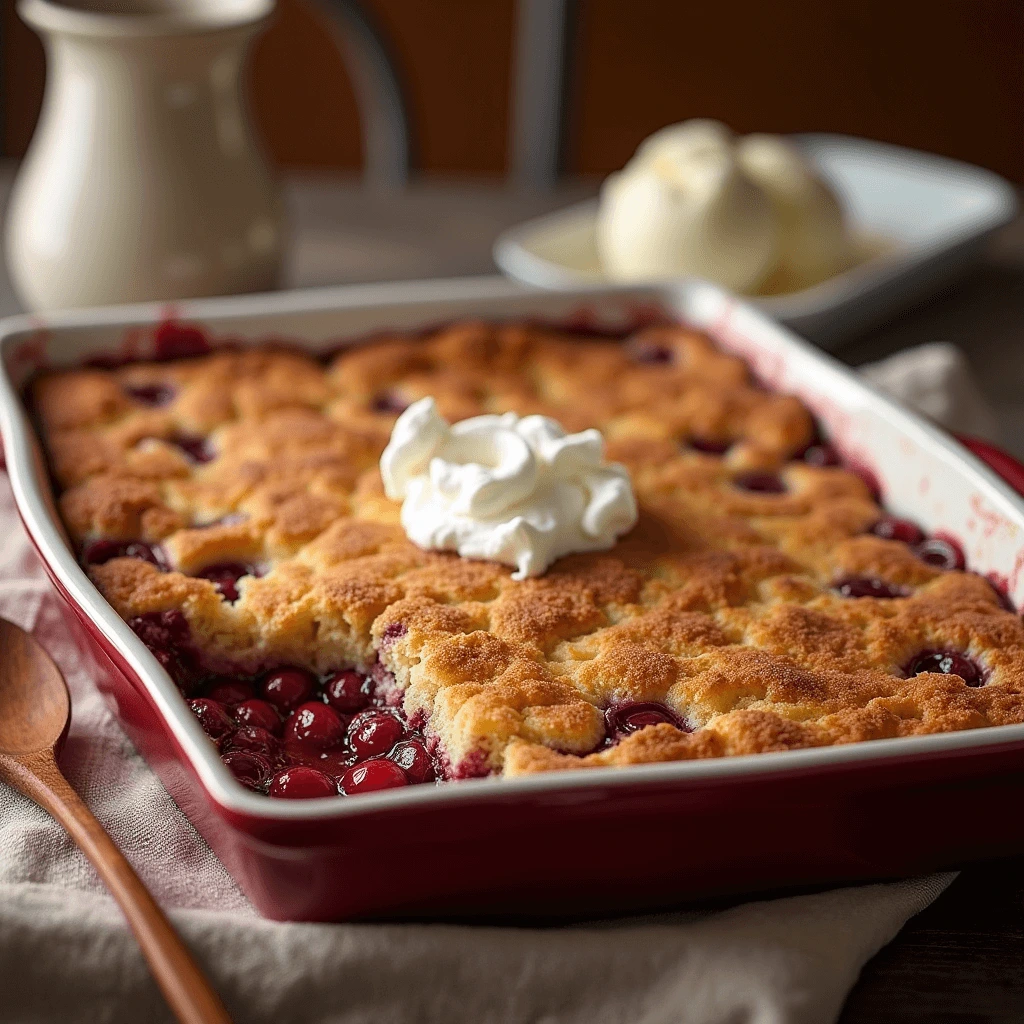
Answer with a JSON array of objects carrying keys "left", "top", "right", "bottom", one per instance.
[{"left": 31, "top": 321, "right": 1024, "bottom": 797}]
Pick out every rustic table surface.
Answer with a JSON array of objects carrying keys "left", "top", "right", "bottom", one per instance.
[{"left": 1, "top": 168, "right": 1023, "bottom": 1022}]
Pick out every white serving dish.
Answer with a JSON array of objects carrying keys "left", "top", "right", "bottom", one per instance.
[
  {"left": 3, "top": 277, "right": 1024, "bottom": 921},
  {"left": 493, "top": 134, "right": 1020, "bottom": 348}
]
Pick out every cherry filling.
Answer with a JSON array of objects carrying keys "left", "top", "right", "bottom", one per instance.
[
  {"left": 687, "top": 437, "right": 732, "bottom": 455},
  {"left": 188, "top": 698, "right": 235, "bottom": 746},
  {"left": 733, "top": 471, "right": 786, "bottom": 494},
  {"left": 130, "top": 614, "right": 445, "bottom": 796},
  {"left": 625, "top": 337, "right": 674, "bottom": 365},
  {"left": 605, "top": 701, "right": 687, "bottom": 738},
  {"left": 914, "top": 536, "right": 966, "bottom": 571},
  {"left": 378, "top": 622, "right": 408, "bottom": 649},
  {"left": 868, "top": 517, "right": 967, "bottom": 573},
  {"left": 204, "top": 677, "right": 254, "bottom": 706},
  {"left": 172, "top": 433, "right": 215, "bottom": 464},
  {"left": 83, "top": 539, "right": 165, "bottom": 568},
  {"left": 347, "top": 709, "right": 405, "bottom": 760},
  {"left": 129, "top": 610, "right": 201, "bottom": 694},
  {"left": 388, "top": 738, "right": 434, "bottom": 783},
  {"left": 904, "top": 649, "right": 984, "bottom": 687},
  {"left": 268, "top": 766, "right": 338, "bottom": 799},
  {"left": 870, "top": 517, "right": 926, "bottom": 546},
  {"left": 196, "top": 562, "right": 260, "bottom": 603},
  {"left": 372, "top": 390, "right": 410, "bottom": 414},
  {"left": 130, "top": 609, "right": 190, "bottom": 649},
  {"left": 233, "top": 698, "right": 282, "bottom": 734},
  {"left": 125, "top": 383, "right": 175, "bottom": 407},
  {"left": 798, "top": 442, "right": 840, "bottom": 468},
  {"left": 340, "top": 759, "right": 408, "bottom": 794},
  {"left": 222, "top": 751, "right": 272, "bottom": 791},
  {"left": 260, "top": 667, "right": 317, "bottom": 712},
  {"left": 323, "top": 669, "right": 372, "bottom": 713},
  {"left": 284, "top": 702, "right": 345, "bottom": 751},
  {"left": 225, "top": 725, "right": 282, "bottom": 762},
  {"left": 834, "top": 576, "right": 907, "bottom": 599}
]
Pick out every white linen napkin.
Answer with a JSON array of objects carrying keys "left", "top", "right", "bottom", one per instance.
[{"left": 0, "top": 344, "right": 994, "bottom": 1024}]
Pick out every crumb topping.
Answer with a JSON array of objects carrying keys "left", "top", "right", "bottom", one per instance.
[{"left": 33, "top": 323, "right": 1024, "bottom": 779}]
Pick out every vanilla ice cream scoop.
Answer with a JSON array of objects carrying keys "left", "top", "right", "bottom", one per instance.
[
  {"left": 596, "top": 119, "right": 851, "bottom": 294},
  {"left": 738, "top": 133, "right": 849, "bottom": 290},
  {"left": 597, "top": 120, "right": 776, "bottom": 293}
]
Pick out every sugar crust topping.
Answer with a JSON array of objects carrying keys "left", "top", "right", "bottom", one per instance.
[{"left": 32, "top": 322, "right": 1024, "bottom": 779}]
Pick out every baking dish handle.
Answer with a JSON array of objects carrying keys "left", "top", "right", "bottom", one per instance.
[{"left": 957, "top": 434, "right": 1024, "bottom": 498}]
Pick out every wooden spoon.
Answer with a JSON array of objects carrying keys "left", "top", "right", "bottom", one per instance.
[{"left": 0, "top": 618, "right": 233, "bottom": 1023}]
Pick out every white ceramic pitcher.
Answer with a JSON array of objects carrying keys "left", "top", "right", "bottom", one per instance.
[{"left": 5, "top": 0, "right": 284, "bottom": 311}]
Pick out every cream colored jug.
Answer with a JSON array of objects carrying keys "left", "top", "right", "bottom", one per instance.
[{"left": 5, "top": 0, "right": 283, "bottom": 311}]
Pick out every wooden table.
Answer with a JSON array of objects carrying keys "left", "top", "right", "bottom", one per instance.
[{"left": 2, "top": 169, "right": 1024, "bottom": 1021}]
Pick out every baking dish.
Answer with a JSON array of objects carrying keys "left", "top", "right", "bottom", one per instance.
[{"left": 3, "top": 276, "right": 1024, "bottom": 922}]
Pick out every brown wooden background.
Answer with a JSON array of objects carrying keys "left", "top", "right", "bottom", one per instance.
[{"left": 3, "top": 0, "right": 1022, "bottom": 180}]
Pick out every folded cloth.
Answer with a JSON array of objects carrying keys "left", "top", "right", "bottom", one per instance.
[
  {"left": 860, "top": 341, "right": 1001, "bottom": 443},
  {"left": 0, "top": 344, "right": 992, "bottom": 1024}
]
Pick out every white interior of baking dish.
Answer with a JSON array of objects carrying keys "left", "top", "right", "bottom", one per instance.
[{"left": 3, "top": 276, "right": 1024, "bottom": 822}]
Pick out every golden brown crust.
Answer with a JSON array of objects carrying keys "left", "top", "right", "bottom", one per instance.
[{"left": 32, "top": 324, "right": 1024, "bottom": 779}]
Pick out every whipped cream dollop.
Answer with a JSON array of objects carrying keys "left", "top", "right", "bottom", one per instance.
[
  {"left": 380, "top": 398, "right": 638, "bottom": 579},
  {"left": 596, "top": 119, "right": 850, "bottom": 294}
]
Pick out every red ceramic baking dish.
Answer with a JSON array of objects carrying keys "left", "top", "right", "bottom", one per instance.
[{"left": 3, "top": 277, "right": 1024, "bottom": 922}]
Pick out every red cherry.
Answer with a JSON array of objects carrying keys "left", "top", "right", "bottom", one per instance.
[
  {"left": 387, "top": 738, "right": 434, "bottom": 783},
  {"left": 268, "top": 766, "right": 338, "bottom": 799},
  {"left": 188, "top": 698, "right": 235, "bottom": 745},
  {"left": 904, "top": 649, "right": 984, "bottom": 687},
  {"left": 83, "top": 539, "right": 164, "bottom": 568},
  {"left": 225, "top": 725, "right": 282, "bottom": 763},
  {"left": 203, "top": 677, "right": 255, "bottom": 706},
  {"left": 323, "top": 669, "right": 372, "bottom": 713},
  {"left": 284, "top": 702, "right": 345, "bottom": 751},
  {"left": 687, "top": 437, "right": 731, "bottom": 455},
  {"left": 605, "top": 701, "right": 684, "bottom": 736},
  {"left": 834, "top": 576, "right": 906, "bottom": 599},
  {"left": 82, "top": 539, "right": 128, "bottom": 565},
  {"left": 733, "top": 472, "right": 786, "bottom": 494},
  {"left": 281, "top": 743, "right": 318, "bottom": 767},
  {"left": 340, "top": 759, "right": 409, "bottom": 795},
  {"left": 221, "top": 751, "right": 272, "bottom": 791},
  {"left": 125, "top": 383, "right": 175, "bottom": 407},
  {"left": 372, "top": 390, "right": 409, "bottom": 414},
  {"left": 870, "top": 517, "right": 925, "bottom": 545},
  {"left": 233, "top": 698, "right": 282, "bottom": 734},
  {"left": 915, "top": 536, "right": 966, "bottom": 571},
  {"left": 197, "top": 562, "right": 257, "bottom": 603},
  {"left": 317, "top": 749, "right": 358, "bottom": 778},
  {"left": 261, "top": 667, "right": 316, "bottom": 713},
  {"left": 347, "top": 710, "right": 405, "bottom": 761},
  {"left": 172, "top": 433, "right": 215, "bottom": 463}
]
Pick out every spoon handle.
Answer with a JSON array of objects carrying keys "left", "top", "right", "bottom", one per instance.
[{"left": 0, "top": 749, "right": 233, "bottom": 1024}]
